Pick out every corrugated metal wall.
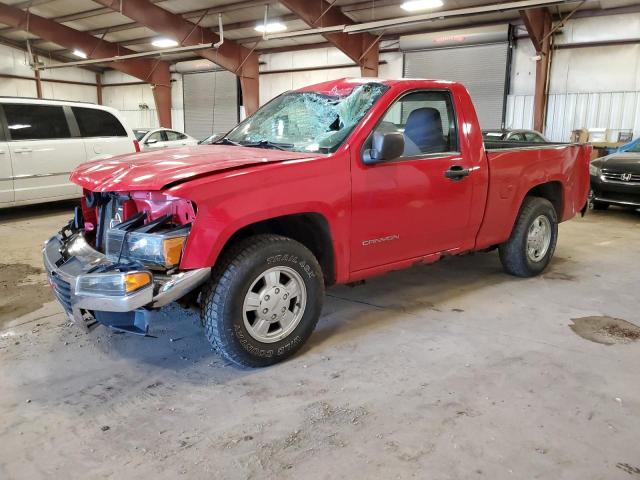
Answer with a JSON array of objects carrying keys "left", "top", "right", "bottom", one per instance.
[
  {"left": 403, "top": 43, "right": 509, "bottom": 130},
  {"left": 506, "top": 91, "right": 640, "bottom": 142}
]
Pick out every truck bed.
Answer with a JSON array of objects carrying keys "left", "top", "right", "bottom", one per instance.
[
  {"left": 475, "top": 142, "right": 591, "bottom": 250},
  {"left": 483, "top": 140, "right": 571, "bottom": 150}
]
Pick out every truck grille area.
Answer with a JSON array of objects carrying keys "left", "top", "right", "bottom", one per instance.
[{"left": 49, "top": 272, "right": 72, "bottom": 314}]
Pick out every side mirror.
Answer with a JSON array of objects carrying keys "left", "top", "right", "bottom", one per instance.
[
  {"left": 146, "top": 138, "right": 158, "bottom": 145},
  {"left": 363, "top": 130, "right": 405, "bottom": 164}
]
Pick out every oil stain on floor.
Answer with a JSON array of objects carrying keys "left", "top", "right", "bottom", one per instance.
[
  {"left": 0, "top": 263, "right": 53, "bottom": 328},
  {"left": 570, "top": 316, "right": 640, "bottom": 345}
]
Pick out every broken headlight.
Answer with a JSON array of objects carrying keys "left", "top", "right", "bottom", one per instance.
[{"left": 106, "top": 213, "right": 190, "bottom": 269}]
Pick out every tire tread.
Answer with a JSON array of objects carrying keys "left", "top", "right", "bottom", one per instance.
[
  {"left": 499, "top": 196, "right": 557, "bottom": 278},
  {"left": 201, "top": 234, "right": 322, "bottom": 367}
]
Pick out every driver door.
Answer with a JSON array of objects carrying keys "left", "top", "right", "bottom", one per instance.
[{"left": 350, "top": 90, "right": 477, "bottom": 272}]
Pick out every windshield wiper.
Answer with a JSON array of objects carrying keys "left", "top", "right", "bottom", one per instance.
[
  {"left": 241, "top": 140, "right": 294, "bottom": 151},
  {"left": 213, "top": 137, "right": 242, "bottom": 147}
]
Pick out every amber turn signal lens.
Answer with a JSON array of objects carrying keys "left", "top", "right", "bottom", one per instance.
[
  {"left": 123, "top": 272, "right": 152, "bottom": 293},
  {"left": 163, "top": 236, "right": 186, "bottom": 267}
]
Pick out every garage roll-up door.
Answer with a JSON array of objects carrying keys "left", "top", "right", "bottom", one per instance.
[
  {"left": 402, "top": 26, "right": 509, "bottom": 129},
  {"left": 183, "top": 70, "right": 239, "bottom": 141}
]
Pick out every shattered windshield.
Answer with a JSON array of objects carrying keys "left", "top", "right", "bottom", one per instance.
[{"left": 225, "top": 82, "right": 388, "bottom": 153}]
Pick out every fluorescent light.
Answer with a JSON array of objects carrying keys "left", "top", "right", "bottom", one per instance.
[
  {"left": 152, "top": 38, "right": 179, "bottom": 48},
  {"left": 72, "top": 49, "right": 87, "bottom": 59},
  {"left": 401, "top": 0, "right": 444, "bottom": 12},
  {"left": 255, "top": 22, "right": 287, "bottom": 33}
]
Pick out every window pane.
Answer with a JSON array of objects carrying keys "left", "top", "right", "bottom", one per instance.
[
  {"left": 524, "top": 132, "right": 544, "bottom": 142},
  {"left": 72, "top": 107, "right": 127, "bottom": 137},
  {"left": 375, "top": 91, "right": 458, "bottom": 158},
  {"left": 147, "top": 132, "right": 163, "bottom": 143},
  {"left": 165, "top": 130, "right": 183, "bottom": 141},
  {"left": 4, "top": 104, "right": 70, "bottom": 140}
]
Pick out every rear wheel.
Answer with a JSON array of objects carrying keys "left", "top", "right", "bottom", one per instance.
[
  {"left": 499, "top": 197, "right": 558, "bottom": 277},
  {"left": 200, "top": 234, "right": 324, "bottom": 368}
]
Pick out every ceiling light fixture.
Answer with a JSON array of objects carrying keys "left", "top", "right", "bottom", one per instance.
[
  {"left": 255, "top": 22, "right": 287, "bottom": 34},
  {"left": 72, "top": 49, "right": 87, "bottom": 59},
  {"left": 401, "top": 0, "right": 444, "bottom": 12},
  {"left": 152, "top": 38, "right": 179, "bottom": 48}
]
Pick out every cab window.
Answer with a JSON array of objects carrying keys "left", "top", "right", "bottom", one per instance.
[
  {"left": 372, "top": 90, "right": 458, "bottom": 158},
  {"left": 147, "top": 131, "right": 165, "bottom": 143}
]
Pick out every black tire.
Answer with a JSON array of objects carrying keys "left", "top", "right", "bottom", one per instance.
[
  {"left": 499, "top": 197, "right": 558, "bottom": 278},
  {"left": 592, "top": 201, "right": 610, "bottom": 210},
  {"left": 200, "top": 234, "right": 324, "bottom": 368}
]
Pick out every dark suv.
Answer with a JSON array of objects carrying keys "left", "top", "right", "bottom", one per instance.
[{"left": 590, "top": 143, "right": 640, "bottom": 210}]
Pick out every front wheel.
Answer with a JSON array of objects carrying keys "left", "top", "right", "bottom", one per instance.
[
  {"left": 499, "top": 197, "right": 558, "bottom": 277},
  {"left": 201, "top": 234, "right": 324, "bottom": 368}
]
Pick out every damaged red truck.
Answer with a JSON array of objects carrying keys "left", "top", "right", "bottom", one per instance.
[{"left": 44, "top": 78, "right": 591, "bottom": 367}]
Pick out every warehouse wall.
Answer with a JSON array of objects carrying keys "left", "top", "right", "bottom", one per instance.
[
  {"left": 101, "top": 70, "right": 184, "bottom": 131},
  {"left": 506, "top": 12, "right": 640, "bottom": 141},
  {"left": 0, "top": 43, "right": 97, "bottom": 102},
  {"left": 258, "top": 45, "right": 404, "bottom": 104}
]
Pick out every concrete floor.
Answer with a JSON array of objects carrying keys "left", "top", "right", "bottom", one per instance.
[{"left": 1, "top": 201, "right": 639, "bottom": 480}]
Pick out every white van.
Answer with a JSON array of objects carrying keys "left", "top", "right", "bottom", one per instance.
[{"left": 0, "top": 97, "right": 138, "bottom": 208}]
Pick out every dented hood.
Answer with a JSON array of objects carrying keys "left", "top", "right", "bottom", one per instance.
[{"left": 70, "top": 145, "right": 318, "bottom": 192}]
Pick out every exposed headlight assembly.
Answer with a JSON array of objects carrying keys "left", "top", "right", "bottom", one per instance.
[
  {"left": 589, "top": 163, "right": 600, "bottom": 176},
  {"left": 76, "top": 271, "right": 152, "bottom": 296},
  {"left": 105, "top": 212, "right": 190, "bottom": 269}
]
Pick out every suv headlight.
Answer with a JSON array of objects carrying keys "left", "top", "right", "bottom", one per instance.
[
  {"left": 106, "top": 228, "right": 189, "bottom": 269},
  {"left": 589, "top": 163, "right": 600, "bottom": 176}
]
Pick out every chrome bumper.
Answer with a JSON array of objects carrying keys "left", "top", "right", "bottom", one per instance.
[{"left": 43, "top": 233, "right": 210, "bottom": 324}]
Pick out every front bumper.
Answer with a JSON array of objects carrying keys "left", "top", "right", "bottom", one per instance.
[
  {"left": 590, "top": 174, "right": 640, "bottom": 207},
  {"left": 43, "top": 233, "right": 210, "bottom": 332}
]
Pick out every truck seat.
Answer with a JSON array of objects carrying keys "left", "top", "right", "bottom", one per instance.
[{"left": 403, "top": 107, "right": 447, "bottom": 155}]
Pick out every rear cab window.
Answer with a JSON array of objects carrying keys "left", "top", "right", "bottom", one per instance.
[
  {"left": 3, "top": 104, "right": 71, "bottom": 140},
  {"left": 72, "top": 107, "right": 127, "bottom": 137}
]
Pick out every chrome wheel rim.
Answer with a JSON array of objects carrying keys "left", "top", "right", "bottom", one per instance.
[
  {"left": 242, "top": 266, "right": 307, "bottom": 344},
  {"left": 526, "top": 215, "right": 552, "bottom": 262}
]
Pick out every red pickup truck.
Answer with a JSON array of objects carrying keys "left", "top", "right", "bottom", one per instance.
[{"left": 44, "top": 78, "right": 591, "bottom": 367}]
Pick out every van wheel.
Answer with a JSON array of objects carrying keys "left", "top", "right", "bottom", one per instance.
[
  {"left": 200, "top": 234, "right": 324, "bottom": 368},
  {"left": 499, "top": 197, "right": 558, "bottom": 277}
]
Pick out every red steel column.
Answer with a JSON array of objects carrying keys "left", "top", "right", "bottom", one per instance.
[
  {"left": 280, "top": 0, "right": 380, "bottom": 77},
  {"left": 520, "top": 7, "right": 553, "bottom": 133},
  {"left": 93, "top": 0, "right": 260, "bottom": 114},
  {"left": 0, "top": 2, "right": 172, "bottom": 127}
]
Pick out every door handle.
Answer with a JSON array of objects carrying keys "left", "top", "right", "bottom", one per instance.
[
  {"left": 444, "top": 165, "right": 471, "bottom": 181},
  {"left": 15, "top": 148, "right": 33, "bottom": 153}
]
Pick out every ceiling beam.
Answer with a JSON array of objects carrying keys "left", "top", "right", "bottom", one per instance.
[
  {"left": 0, "top": 2, "right": 172, "bottom": 127},
  {"left": 86, "top": 0, "right": 280, "bottom": 37},
  {"left": 91, "top": 0, "right": 260, "bottom": 114},
  {"left": 0, "top": 36, "right": 102, "bottom": 72},
  {"left": 46, "top": 14, "right": 301, "bottom": 53},
  {"left": 279, "top": 0, "right": 380, "bottom": 76},
  {"left": 520, "top": 7, "right": 553, "bottom": 132}
]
